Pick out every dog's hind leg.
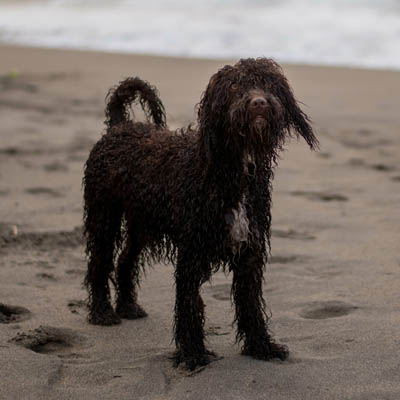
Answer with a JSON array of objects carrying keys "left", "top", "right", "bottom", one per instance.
[
  {"left": 115, "top": 232, "right": 148, "bottom": 319},
  {"left": 84, "top": 204, "right": 122, "bottom": 326},
  {"left": 231, "top": 247, "right": 289, "bottom": 361},
  {"left": 173, "top": 249, "right": 215, "bottom": 370}
]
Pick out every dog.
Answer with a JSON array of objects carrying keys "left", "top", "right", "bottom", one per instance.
[{"left": 83, "top": 57, "right": 318, "bottom": 370}]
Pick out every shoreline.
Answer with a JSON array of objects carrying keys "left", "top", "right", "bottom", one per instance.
[{"left": 3, "top": 42, "right": 400, "bottom": 74}]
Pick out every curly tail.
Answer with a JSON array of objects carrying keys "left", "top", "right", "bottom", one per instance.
[{"left": 105, "top": 77, "right": 166, "bottom": 129}]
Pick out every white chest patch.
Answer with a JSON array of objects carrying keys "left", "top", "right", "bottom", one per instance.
[
  {"left": 229, "top": 196, "right": 250, "bottom": 254},
  {"left": 226, "top": 152, "right": 255, "bottom": 254}
]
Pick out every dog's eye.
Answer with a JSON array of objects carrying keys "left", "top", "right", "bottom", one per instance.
[{"left": 230, "top": 83, "right": 238, "bottom": 92}]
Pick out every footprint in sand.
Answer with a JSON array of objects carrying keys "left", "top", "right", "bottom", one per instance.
[
  {"left": 300, "top": 301, "right": 358, "bottom": 320},
  {"left": 65, "top": 268, "right": 85, "bottom": 277},
  {"left": 46, "top": 71, "right": 81, "bottom": 82},
  {"left": 347, "top": 158, "right": 396, "bottom": 173},
  {"left": 67, "top": 300, "right": 87, "bottom": 314},
  {"left": 36, "top": 272, "right": 57, "bottom": 282},
  {"left": 2, "top": 227, "right": 82, "bottom": 250},
  {"left": 271, "top": 254, "right": 305, "bottom": 264},
  {"left": 207, "top": 283, "right": 231, "bottom": 301},
  {"left": 337, "top": 128, "right": 392, "bottom": 149},
  {"left": 34, "top": 260, "right": 55, "bottom": 270},
  {"left": 0, "top": 303, "right": 31, "bottom": 324},
  {"left": 205, "top": 325, "right": 230, "bottom": 336},
  {"left": 0, "top": 75, "right": 38, "bottom": 93},
  {"left": 316, "top": 152, "right": 332, "bottom": 159},
  {"left": 43, "top": 161, "right": 69, "bottom": 173},
  {"left": 347, "top": 158, "right": 365, "bottom": 167},
  {"left": 0, "top": 147, "right": 20, "bottom": 155},
  {"left": 314, "top": 265, "right": 343, "bottom": 280},
  {"left": 10, "top": 326, "right": 86, "bottom": 355},
  {"left": 357, "top": 128, "right": 373, "bottom": 136},
  {"left": 272, "top": 229, "right": 315, "bottom": 241},
  {"left": 370, "top": 163, "right": 396, "bottom": 172},
  {"left": 291, "top": 191, "right": 348, "bottom": 202},
  {"left": 25, "top": 187, "right": 64, "bottom": 198}
]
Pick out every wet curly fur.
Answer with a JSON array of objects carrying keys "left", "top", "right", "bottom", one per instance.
[{"left": 83, "top": 58, "right": 318, "bottom": 370}]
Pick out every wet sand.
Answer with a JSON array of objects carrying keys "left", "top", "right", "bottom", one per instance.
[{"left": 0, "top": 44, "right": 400, "bottom": 400}]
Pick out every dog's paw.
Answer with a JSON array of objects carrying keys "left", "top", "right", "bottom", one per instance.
[
  {"left": 243, "top": 340, "right": 289, "bottom": 361},
  {"left": 172, "top": 349, "right": 218, "bottom": 371},
  {"left": 116, "top": 302, "right": 148, "bottom": 320},
  {"left": 88, "top": 306, "right": 121, "bottom": 326}
]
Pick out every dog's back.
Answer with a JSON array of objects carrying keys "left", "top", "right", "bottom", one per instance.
[
  {"left": 84, "top": 77, "right": 168, "bottom": 220},
  {"left": 83, "top": 78, "right": 204, "bottom": 264}
]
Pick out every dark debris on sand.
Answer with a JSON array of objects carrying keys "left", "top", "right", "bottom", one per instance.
[
  {"left": 0, "top": 303, "right": 31, "bottom": 324},
  {"left": 0, "top": 224, "right": 83, "bottom": 251}
]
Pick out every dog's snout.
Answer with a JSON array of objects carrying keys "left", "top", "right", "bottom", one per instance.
[{"left": 249, "top": 96, "right": 268, "bottom": 110}]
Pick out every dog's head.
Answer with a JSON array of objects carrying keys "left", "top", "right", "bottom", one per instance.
[{"left": 198, "top": 58, "right": 318, "bottom": 163}]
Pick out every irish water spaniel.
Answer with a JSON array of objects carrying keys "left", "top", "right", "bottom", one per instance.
[{"left": 83, "top": 58, "right": 318, "bottom": 370}]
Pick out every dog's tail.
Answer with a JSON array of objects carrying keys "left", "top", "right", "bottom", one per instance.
[{"left": 105, "top": 77, "right": 166, "bottom": 129}]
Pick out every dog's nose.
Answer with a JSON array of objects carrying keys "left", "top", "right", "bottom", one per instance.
[{"left": 250, "top": 96, "right": 268, "bottom": 109}]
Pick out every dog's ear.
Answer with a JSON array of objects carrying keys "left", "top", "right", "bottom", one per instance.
[
  {"left": 279, "top": 88, "right": 319, "bottom": 150},
  {"left": 197, "top": 66, "right": 236, "bottom": 162},
  {"left": 256, "top": 58, "right": 319, "bottom": 150},
  {"left": 197, "top": 76, "right": 216, "bottom": 163}
]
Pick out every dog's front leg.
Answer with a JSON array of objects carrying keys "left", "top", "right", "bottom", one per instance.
[
  {"left": 173, "top": 250, "right": 214, "bottom": 370},
  {"left": 232, "top": 247, "right": 289, "bottom": 361}
]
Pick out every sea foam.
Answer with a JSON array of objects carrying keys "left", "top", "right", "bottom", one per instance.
[{"left": 0, "top": 0, "right": 399, "bottom": 70}]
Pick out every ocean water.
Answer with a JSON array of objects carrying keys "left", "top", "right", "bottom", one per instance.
[{"left": 0, "top": 0, "right": 400, "bottom": 70}]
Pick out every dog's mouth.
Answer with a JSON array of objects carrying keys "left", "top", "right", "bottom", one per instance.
[
  {"left": 254, "top": 115, "right": 266, "bottom": 124},
  {"left": 251, "top": 114, "right": 268, "bottom": 133}
]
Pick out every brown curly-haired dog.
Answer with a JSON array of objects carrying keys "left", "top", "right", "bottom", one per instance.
[{"left": 83, "top": 58, "right": 318, "bottom": 370}]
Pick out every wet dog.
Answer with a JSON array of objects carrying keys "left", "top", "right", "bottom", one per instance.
[{"left": 83, "top": 58, "right": 318, "bottom": 369}]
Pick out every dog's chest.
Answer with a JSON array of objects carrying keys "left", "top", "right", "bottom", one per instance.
[
  {"left": 223, "top": 152, "right": 255, "bottom": 254},
  {"left": 225, "top": 195, "right": 250, "bottom": 254}
]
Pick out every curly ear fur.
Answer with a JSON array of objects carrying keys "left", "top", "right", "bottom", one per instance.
[
  {"left": 197, "top": 58, "right": 318, "bottom": 163},
  {"left": 243, "top": 58, "right": 319, "bottom": 150},
  {"left": 197, "top": 65, "right": 237, "bottom": 162}
]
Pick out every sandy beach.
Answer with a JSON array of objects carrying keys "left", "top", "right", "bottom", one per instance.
[{"left": 0, "top": 44, "right": 400, "bottom": 400}]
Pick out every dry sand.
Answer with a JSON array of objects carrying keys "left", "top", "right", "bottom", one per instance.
[{"left": 0, "top": 44, "right": 399, "bottom": 400}]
